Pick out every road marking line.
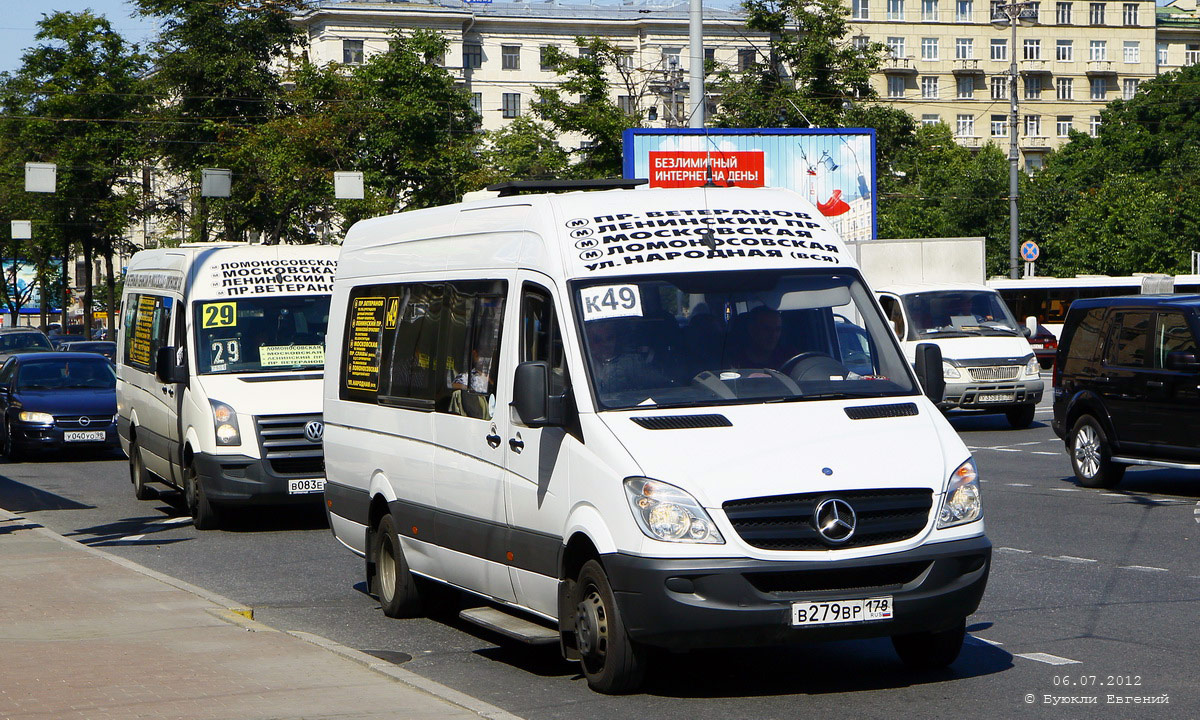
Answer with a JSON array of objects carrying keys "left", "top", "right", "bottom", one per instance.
[
  {"left": 1102, "top": 493, "right": 1126, "bottom": 497},
  {"left": 1014, "top": 441, "right": 1045, "bottom": 446},
  {"left": 1007, "top": 482, "right": 1032, "bottom": 487},
  {"left": 1031, "top": 451, "right": 1059, "bottom": 456},
  {"left": 1016, "top": 652, "right": 1081, "bottom": 665},
  {"left": 1119, "top": 565, "right": 1168, "bottom": 573},
  {"left": 1054, "top": 488, "right": 1080, "bottom": 492},
  {"left": 118, "top": 534, "right": 145, "bottom": 542},
  {"left": 152, "top": 516, "right": 191, "bottom": 525},
  {"left": 1046, "top": 555, "right": 1098, "bottom": 564},
  {"left": 967, "top": 636, "right": 1004, "bottom": 647},
  {"left": 997, "top": 547, "right": 1032, "bottom": 554},
  {"left": 993, "top": 448, "right": 1022, "bottom": 452}
]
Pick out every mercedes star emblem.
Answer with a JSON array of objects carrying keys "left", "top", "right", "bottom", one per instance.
[{"left": 814, "top": 498, "right": 857, "bottom": 544}]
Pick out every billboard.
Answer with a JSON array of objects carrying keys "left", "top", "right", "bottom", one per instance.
[
  {"left": 2, "top": 259, "right": 61, "bottom": 313},
  {"left": 623, "top": 128, "right": 877, "bottom": 243}
]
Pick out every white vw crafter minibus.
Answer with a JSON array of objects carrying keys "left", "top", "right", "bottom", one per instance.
[
  {"left": 118, "top": 243, "right": 338, "bottom": 529},
  {"left": 323, "top": 183, "right": 990, "bottom": 693}
]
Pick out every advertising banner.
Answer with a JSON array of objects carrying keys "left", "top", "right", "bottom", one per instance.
[
  {"left": 623, "top": 128, "right": 877, "bottom": 243},
  {"left": 1, "top": 258, "right": 61, "bottom": 313}
]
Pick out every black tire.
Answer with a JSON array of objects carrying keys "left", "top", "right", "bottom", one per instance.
[
  {"left": 370, "top": 514, "right": 423, "bottom": 618},
  {"left": 1069, "top": 415, "right": 1125, "bottom": 488},
  {"left": 129, "top": 437, "right": 155, "bottom": 500},
  {"left": 184, "top": 462, "right": 221, "bottom": 530},
  {"left": 892, "top": 619, "right": 966, "bottom": 670},
  {"left": 573, "top": 559, "right": 646, "bottom": 694},
  {"left": 3, "top": 418, "right": 23, "bottom": 462},
  {"left": 1005, "top": 404, "right": 1036, "bottom": 429}
]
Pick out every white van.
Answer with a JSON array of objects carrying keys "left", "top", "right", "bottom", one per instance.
[
  {"left": 117, "top": 243, "right": 338, "bottom": 529},
  {"left": 875, "top": 282, "right": 1044, "bottom": 428},
  {"left": 323, "top": 185, "right": 991, "bottom": 693}
]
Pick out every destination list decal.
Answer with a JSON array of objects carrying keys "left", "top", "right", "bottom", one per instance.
[{"left": 208, "top": 258, "right": 336, "bottom": 297}]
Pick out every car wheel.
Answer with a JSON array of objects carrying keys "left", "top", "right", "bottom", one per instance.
[
  {"left": 129, "top": 437, "right": 155, "bottom": 500},
  {"left": 1070, "top": 415, "right": 1125, "bottom": 489},
  {"left": 892, "top": 619, "right": 966, "bottom": 670},
  {"left": 370, "top": 514, "right": 423, "bottom": 618},
  {"left": 1005, "top": 404, "right": 1036, "bottom": 429},
  {"left": 3, "top": 419, "right": 23, "bottom": 462},
  {"left": 573, "top": 559, "right": 646, "bottom": 694},
  {"left": 184, "top": 462, "right": 221, "bottom": 530}
]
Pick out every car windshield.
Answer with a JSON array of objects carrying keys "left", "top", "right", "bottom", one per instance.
[
  {"left": 902, "top": 290, "right": 1022, "bottom": 339},
  {"left": 193, "top": 296, "right": 331, "bottom": 375},
  {"left": 0, "top": 332, "right": 52, "bottom": 351},
  {"left": 16, "top": 358, "right": 116, "bottom": 390},
  {"left": 572, "top": 270, "right": 917, "bottom": 410}
]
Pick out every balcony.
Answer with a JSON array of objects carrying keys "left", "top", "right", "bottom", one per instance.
[
  {"left": 1021, "top": 136, "right": 1052, "bottom": 150},
  {"left": 882, "top": 56, "right": 919, "bottom": 75},
  {"left": 1086, "top": 60, "right": 1117, "bottom": 76},
  {"left": 1019, "top": 60, "right": 1052, "bottom": 75},
  {"left": 955, "top": 135, "right": 984, "bottom": 148},
  {"left": 952, "top": 59, "right": 985, "bottom": 75}
]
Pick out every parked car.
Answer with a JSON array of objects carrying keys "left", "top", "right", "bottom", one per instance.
[
  {"left": 0, "top": 352, "right": 119, "bottom": 460},
  {"left": 0, "top": 328, "right": 54, "bottom": 358},
  {"left": 1053, "top": 295, "right": 1200, "bottom": 487},
  {"left": 1027, "top": 323, "right": 1058, "bottom": 370},
  {"left": 58, "top": 340, "right": 117, "bottom": 364}
]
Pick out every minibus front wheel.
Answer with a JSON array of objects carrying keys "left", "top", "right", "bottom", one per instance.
[
  {"left": 573, "top": 559, "right": 646, "bottom": 694},
  {"left": 184, "top": 462, "right": 221, "bottom": 531}
]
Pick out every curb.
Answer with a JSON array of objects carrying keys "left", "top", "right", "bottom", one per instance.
[{"left": 0, "top": 507, "right": 526, "bottom": 720}]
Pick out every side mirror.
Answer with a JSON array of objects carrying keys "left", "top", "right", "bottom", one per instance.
[
  {"left": 512, "top": 361, "right": 565, "bottom": 427},
  {"left": 913, "top": 343, "right": 946, "bottom": 404},
  {"left": 155, "top": 346, "right": 187, "bottom": 384},
  {"left": 1025, "top": 315, "right": 1038, "bottom": 335},
  {"left": 1022, "top": 326, "right": 1032, "bottom": 339},
  {"left": 1165, "top": 351, "right": 1200, "bottom": 373}
]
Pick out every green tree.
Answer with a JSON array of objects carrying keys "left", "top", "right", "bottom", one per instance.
[{"left": 480, "top": 116, "right": 570, "bottom": 184}]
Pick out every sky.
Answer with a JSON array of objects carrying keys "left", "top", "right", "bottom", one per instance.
[{"left": 0, "top": 0, "right": 159, "bottom": 75}]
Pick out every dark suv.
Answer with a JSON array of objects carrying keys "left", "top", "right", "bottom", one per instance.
[{"left": 1053, "top": 295, "right": 1200, "bottom": 487}]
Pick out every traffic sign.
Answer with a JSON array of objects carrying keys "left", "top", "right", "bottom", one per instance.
[{"left": 1020, "top": 241, "right": 1040, "bottom": 262}]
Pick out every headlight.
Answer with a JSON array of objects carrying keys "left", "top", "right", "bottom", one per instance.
[
  {"left": 1024, "top": 355, "right": 1040, "bottom": 377},
  {"left": 938, "top": 458, "right": 982, "bottom": 528},
  {"left": 18, "top": 411, "right": 54, "bottom": 424},
  {"left": 210, "top": 400, "right": 241, "bottom": 446},
  {"left": 624, "top": 477, "right": 724, "bottom": 544},
  {"left": 942, "top": 361, "right": 961, "bottom": 379}
]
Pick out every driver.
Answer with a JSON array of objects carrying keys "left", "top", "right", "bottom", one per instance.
[
  {"left": 586, "top": 319, "right": 646, "bottom": 396},
  {"left": 731, "top": 307, "right": 790, "bottom": 369}
]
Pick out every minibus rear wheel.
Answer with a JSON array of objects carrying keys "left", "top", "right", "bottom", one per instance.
[
  {"left": 372, "top": 514, "right": 423, "bottom": 618},
  {"left": 892, "top": 618, "right": 966, "bottom": 670},
  {"left": 129, "top": 438, "right": 154, "bottom": 500},
  {"left": 573, "top": 560, "right": 646, "bottom": 694}
]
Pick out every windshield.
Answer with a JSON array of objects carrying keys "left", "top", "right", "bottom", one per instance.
[
  {"left": 193, "top": 296, "right": 331, "bottom": 375},
  {"left": 17, "top": 358, "right": 115, "bottom": 390},
  {"left": 1, "top": 333, "right": 52, "bottom": 351},
  {"left": 572, "top": 270, "right": 917, "bottom": 410},
  {"left": 902, "top": 290, "right": 1022, "bottom": 340}
]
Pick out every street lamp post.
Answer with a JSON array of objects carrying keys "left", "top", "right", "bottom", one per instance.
[{"left": 992, "top": 1, "right": 1036, "bottom": 280}]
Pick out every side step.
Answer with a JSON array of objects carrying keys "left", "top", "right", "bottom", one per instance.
[{"left": 458, "top": 606, "right": 560, "bottom": 645}]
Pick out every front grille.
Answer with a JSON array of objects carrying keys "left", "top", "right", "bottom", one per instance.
[
  {"left": 747, "top": 561, "right": 930, "bottom": 594},
  {"left": 723, "top": 488, "right": 933, "bottom": 551},
  {"left": 967, "top": 365, "right": 1020, "bottom": 382},
  {"left": 631, "top": 414, "right": 731, "bottom": 430},
  {"left": 54, "top": 414, "right": 114, "bottom": 429},
  {"left": 255, "top": 413, "right": 323, "bottom": 477}
]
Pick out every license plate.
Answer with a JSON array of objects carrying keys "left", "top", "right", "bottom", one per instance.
[
  {"left": 1030, "top": 343, "right": 1044, "bottom": 349},
  {"left": 978, "top": 392, "right": 1016, "bottom": 403},
  {"left": 64, "top": 430, "right": 106, "bottom": 442},
  {"left": 288, "top": 477, "right": 325, "bottom": 494},
  {"left": 792, "top": 596, "right": 893, "bottom": 626}
]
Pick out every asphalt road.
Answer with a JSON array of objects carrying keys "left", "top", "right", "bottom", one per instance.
[{"left": 3, "top": 388, "right": 1197, "bottom": 718}]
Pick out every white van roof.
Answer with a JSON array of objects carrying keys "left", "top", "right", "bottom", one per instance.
[
  {"left": 125, "top": 244, "right": 339, "bottom": 300},
  {"left": 337, "top": 186, "right": 853, "bottom": 282},
  {"left": 877, "top": 281, "right": 993, "bottom": 295}
]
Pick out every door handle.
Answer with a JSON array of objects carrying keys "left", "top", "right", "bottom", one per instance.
[
  {"left": 1146, "top": 380, "right": 1164, "bottom": 388},
  {"left": 486, "top": 432, "right": 502, "bottom": 449},
  {"left": 161, "top": 386, "right": 174, "bottom": 397},
  {"left": 509, "top": 435, "right": 525, "bottom": 453}
]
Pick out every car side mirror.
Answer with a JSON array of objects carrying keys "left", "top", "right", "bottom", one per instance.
[
  {"left": 913, "top": 343, "right": 946, "bottom": 404},
  {"left": 155, "top": 346, "right": 188, "bottom": 384},
  {"left": 1021, "top": 326, "right": 1032, "bottom": 339},
  {"left": 1165, "top": 351, "right": 1200, "bottom": 373},
  {"left": 512, "top": 361, "right": 564, "bottom": 427}
]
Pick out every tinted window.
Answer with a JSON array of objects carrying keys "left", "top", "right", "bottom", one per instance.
[
  {"left": 879, "top": 294, "right": 907, "bottom": 339},
  {"left": 17, "top": 358, "right": 115, "bottom": 390},
  {"left": 382, "top": 283, "right": 443, "bottom": 405},
  {"left": 1060, "top": 306, "right": 1106, "bottom": 376},
  {"left": 123, "top": 293, "right": 172, "bottom": 371},
  {"left": 1105, "top": 311, "right": 1151, "bottom": 367},
  {"left": 194, "top": 296, "right": 330, "bottom": 375},
  {"left": 0, "top": 332, "right": 52, "bottom": 351},
  {"left": 443, "top": 280, "right": 506, "bottom": 419},
  {"left": 521, "top": 285, "right": 567, "bottom": 396},
  {"left": 1154, "top": 312, "right": 1198, "bottom": 369}
]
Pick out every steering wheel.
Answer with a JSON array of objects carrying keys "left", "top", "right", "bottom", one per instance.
[
  {"left": 779, "top": 352, "right": 848, "bottom": 382},
  {"left": 779, "top": 352, "right": 832, "bottom": 375}
]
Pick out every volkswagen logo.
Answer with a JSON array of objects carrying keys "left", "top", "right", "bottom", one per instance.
[
  {"left": 814, "top": 498, "right": 857, "bottom": 544},
  {"left": 304, "top": 420, "right": 324, "bottom": 443},
  {"left": 77, "top": 416, "right": 91, "bottom": 427}
]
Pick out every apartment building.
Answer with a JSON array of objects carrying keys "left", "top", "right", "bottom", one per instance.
[{"left": 1157, "top": 0, "right": 1200, "bottom": 71}]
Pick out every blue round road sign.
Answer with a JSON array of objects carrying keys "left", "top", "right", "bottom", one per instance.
[{"left": 1020, "top": 241, "right": 1040, "bottom": 262}]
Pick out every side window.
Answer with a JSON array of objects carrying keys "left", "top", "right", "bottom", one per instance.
[
  {"left": 341, "top": 284, "right": 392, "bottom": 403},
  {"left": 0, "top": 359, "right": 14, "bottom": 387},
  {"left": 879, "top": 294, "right": 906, "bottom": 339},
  {"left": 1061, "top": 306, "right": 1106, "bottom": 376},
  {"left": 1104, "top": 311, "right": 1150, "bottom": 368},
  {"left": 381, "top": 283, "right": 443, "bottom": 406},
  {"left": 123, "top": 293, "right": 172, "bottom": 371},
  {"left": 521, "top": 285, "right": 567, "bottom": 395},
  {"left": 1154, "top": 312, "right": 1198, "bottom": 369},
  {"left": 442, "top": 280, "right": 507, "bottom": 419}
]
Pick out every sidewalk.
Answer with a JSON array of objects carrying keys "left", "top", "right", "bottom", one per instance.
[{"left": 0, "top": 508, "right": 522, "bottom": 720}]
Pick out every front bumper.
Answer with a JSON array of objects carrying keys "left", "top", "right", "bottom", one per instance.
[
  {"left": 601, "top": 534, "right": 991, "bottom": 651},
  {"left": 10, "top": 422, "right": 120, "bottom": 453},
  {"left": 942, "top": 378, "right": 1043, "bottom": 410},
  {"left": 192, "top": 451, "right": 324, "bottom": 506}
]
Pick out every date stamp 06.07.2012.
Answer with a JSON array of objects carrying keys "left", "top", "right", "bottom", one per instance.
[{"left": 1025, "top": 675, "right": 1170, "bottom": 706}]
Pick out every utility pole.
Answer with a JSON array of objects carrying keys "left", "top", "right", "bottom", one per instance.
[
  {"left": 992, "top": 1, "right": 1037, "bottom": 280},
  {"left": 688, "top": 0, "right": 704, "bottom": 128}
]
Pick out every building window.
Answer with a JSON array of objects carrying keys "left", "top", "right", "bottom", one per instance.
[
  {"left": 501, "top": 92, "right": 521, "bottom": 118},
  {"left": 956, "top": 0, "right": 973, "bottom": 21},
  {"left": 1122, "top": 2, "right": 1137, "bottom": 25},
  {"left": 738, "top": 48, "right": 757, "bottom": 71},
  {"left": 1027, "top": 2, "right": 1042, "bottom": 21},
  {"left": 887, "top": 37, "right": 906, "bottom": 57},
  {"left": 1056, "top": 40, "right": 1073, "bottom": 61},
  {"left": 661, "top": 47, "right": 681, "bottom": 69},
  {"left": 342, "top": 39, "right": 364, "bottom": 65},
  {"left": 991, "top": 76, "right": 1009, "bottom": 99},
  {"left": 991, "top": 38, "right": 1008, "bottom": 61},
  {"left": 1025, "top": 114, "right": 1042, "bottom": 135},
  {"left": 923, "top": 0, "right": 939, "bottom": 20},
  {"left": 888, "top": 75, "right": 907, "bottom": 97},
  {"left": 1026, "top": 154, "right": 1044, "bottom": 172},
  {"left": 853, "top": 35, "right": 872, "bottom": 50},
  {"left": 957, "top": 75, "right": 976, "bottom": 97},
  {"left": 1123, "top": 41, "right": 1139, "bottom": 63},
  {"left": 1157, "top": 43, "right": 1168, "bottom": 66},
  {"left": 470, "top": 92, "right": 483, "bottom": 117},
  {"left": 1089, "top": 115, "right": 1101, "bottom": 136},
  {"left": 921, "top": 75, "right": 939, "bottom": 98},
  {"left": 1024, "top": 75, "right": 1042, "bottom": 99},
  {"left": 1056, "top": 1, "right": 1072, "bottom": 23},
  {"left": 1189, "top": 44, "right": 1200, "bottom": 66},
  {"left": 1023, "top": 39, "right": 1041, "bottom": 61},
  {"left": 956, "top": 38, "right": 974, "bottom": 59},
  {"left": 464, "top": 43, "right": 483, "bottom": 69},
  {"left": 956, "top": 114, "right": 975, "bottom": 136},
  {"left": 1056, "top": 77, "right": 1073, "bottom": 99},
  {"left": 922, "top": 37, "right": 940, "bottom": 60},
  {"left": 1122, "top": 78, "right": 1139, "bottom": 99},
  {"left": 1056, "top": 115, "right": 1072, "bottom": 136},
  {"left": 887, "top": 0, "right": 905, "bottom": 20},
  {"left": 853, "top": 0, "right": 870, "bottom": 18},
  {"left": 616, "top": 48, "right": 633, "bottom": 70},
  {"left": 922, "top": 113, "right": 941, "bottom": 126},
  {"left": 501, "top": 45, "right": 521, "bottom": 70},
  {"left": 1088, "top": 1, "right": 1104, "bottom": 24},
  {"left": 540, "top": 45, "right": 557, "bottom": 71},
  {"left": 991, "top": 114, "right": 1008, "bottom": 136},
  {"left": 1090, "top": 76, "right": 1107, "bottom": 99},
  {"left": 617, "top": 95, "right": 635, "bottom": 114},
  {"left": 1089, "top": 40, "right": 1107, "bottom": 61}
]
